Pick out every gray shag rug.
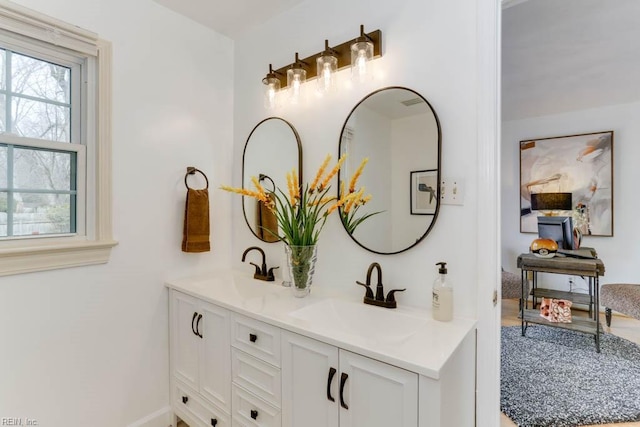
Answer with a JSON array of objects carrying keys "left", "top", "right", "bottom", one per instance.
[{"left": 501, "top": 325, "right": 640, "bottom": 427}]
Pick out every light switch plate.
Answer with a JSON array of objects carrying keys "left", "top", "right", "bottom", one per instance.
[{"left": 440, "top": 177, "right": 465, "bottom": 205}]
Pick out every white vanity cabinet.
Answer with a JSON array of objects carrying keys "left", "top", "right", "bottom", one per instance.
[
  {"left": 340, "top": 350, "right": 418, "bottom": 427},
  {"left": 167, "top": 274, "right": 476, "bottom": 427},
  {"left": 170, "top": 290, "right": 231, "bottom": 427},
  {"left": 281, "top": 331, "right": 417, "bottom": 427},
  {"left": 281, "top": 331, "right": 339, "bottom": 427},
  {"left": 230, "top": 313, "right": 282, "bottom": 427}
]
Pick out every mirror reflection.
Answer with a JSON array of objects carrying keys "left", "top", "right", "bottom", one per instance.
[
  {"left": 242, "top": 117, "right": 302, "bottom": 242},
  {"left": 338, "top": 87, "right": 441, "bottom": 254}
]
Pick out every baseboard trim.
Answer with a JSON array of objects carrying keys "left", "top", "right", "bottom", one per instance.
[{"left": 127, "top": 406, "right": 173, "bottom": 427}]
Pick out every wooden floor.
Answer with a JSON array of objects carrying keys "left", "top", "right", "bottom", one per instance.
[{"left": 500, "top": 298, "right": 640, "bottom": 427}]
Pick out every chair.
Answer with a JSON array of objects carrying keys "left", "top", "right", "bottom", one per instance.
[
  {"left": 600, "top": 283, "right": 640, "bottom": 327},
  {"left": 502, "top": 269, "right": 530, "bottom": 311},
  {"left": 502, "top": 269, "right": 522, "bottom": 299}
]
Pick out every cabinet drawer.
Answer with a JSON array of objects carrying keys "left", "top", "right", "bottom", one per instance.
[
  {"left": 232, "top": 348, "right": 281, "bottom": 408},
  {"left": 232, "top": 384, "right": 281, "bottom": 427},
  {"left": 232, "top": 314, "right": 281, "bottom": 367},
  {"left": 175, "top": 381, "right": 231, "bottom": 427}
]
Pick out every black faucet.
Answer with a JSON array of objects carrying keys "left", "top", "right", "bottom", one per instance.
[
  {"left": 242, "top": 246, "right": 278, "bottom": 281},
  {"left": 356, "top": 262, "right": 406, "bottom": 308}
]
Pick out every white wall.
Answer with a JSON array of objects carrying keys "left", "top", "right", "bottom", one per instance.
[
  {"left": 232, "top": 0, "right": 479, "bottom": 316},
  {"left": 0, "top": 1, "right": 234, "bottom": 426},
  {"left": 502, "top": 101, "right": 640, "bottom": 289}
]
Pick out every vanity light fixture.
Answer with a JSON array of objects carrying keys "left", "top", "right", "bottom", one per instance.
[
  {"left": 262, "top": 64, "right": 281, "bottom": 110},
  {"left": 287, "top": 53, "right": 307, "bottom": 104},
  {"left": 317, "top": 40, "right": 338, "bottom": 95},
  {"left": 350, "top": 25, "right": 374, "bottom": 82},
  {"left": 261, "top": 25, "right": 382, "bottom": 107}
]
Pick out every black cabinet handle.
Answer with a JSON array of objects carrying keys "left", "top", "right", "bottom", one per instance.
[
  {"left": 249, "top": 333, "right": 257, "bottom": 343},
  {"left": 191, "top": 312, "right": 198, "bottom": 336},
  {"left": 211, "top": 419, "right": 217, "bottom": 426},
  {"left": 339, "top": 372, "right": 349, "bottom": 410},
  {"left": 250, "top": 409, "right": 258, "bottom": 420},
  {"left": 327, "top": 367, "right": 337, "bottom": 402},
  {"left": 182, "top": 395, "right": 188, "bottom": 404},
  {"left": 196, "top": 314, "right": 203, "bottom": 338}
]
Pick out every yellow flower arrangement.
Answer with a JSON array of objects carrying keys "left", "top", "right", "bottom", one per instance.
[
  {"left": 221, "top": 153, "right": 376, "bottom": 246},
  {"left": 339, "top": 157, "right": 382, "bottom": 234}
]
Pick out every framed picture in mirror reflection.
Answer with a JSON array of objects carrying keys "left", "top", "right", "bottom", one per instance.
[{"left": 411, "top": 170, "right": 437, "bottom": 215}]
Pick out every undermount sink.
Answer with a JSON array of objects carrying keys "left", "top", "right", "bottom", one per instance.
[
  {"left": 195, "top": 272, "right": 286, "bottom": 299},
  {"left": 229, "top": 275, "right": 287, "bottom": 299},
  {"left": 289, "top": 298, "right": 429, "bottom": 343}
]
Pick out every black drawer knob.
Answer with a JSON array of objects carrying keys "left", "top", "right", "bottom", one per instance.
[
  {"left": 249, "top": 333, "right": 258, "bottom": 343},
  {"left": 211, "top": 418, "right": 217, "bottom": 426},
  {"left": 250, "top": 409, "right": 258, "bottom": 420},
  {"left": 182, "top": 395, "right": 188, "bottom": 404}
]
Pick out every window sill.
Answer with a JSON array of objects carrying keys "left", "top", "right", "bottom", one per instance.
[{"left": 0, "top": 239, "right": 118, "bottom": 276}]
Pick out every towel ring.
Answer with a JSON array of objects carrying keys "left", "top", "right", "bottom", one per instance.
[
  {"left": 259, "top": 174, "right": 276, "bottom": 192},
  {"left": 185, "top": 167, "right": 209, "bottom": 189}
]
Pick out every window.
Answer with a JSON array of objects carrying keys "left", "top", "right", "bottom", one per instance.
[
  {"left": 0, "top": 2, "right": 115, "bottom": 275},
  {"left": 0, "top": 45, "right": 83, "bottom": 238}
]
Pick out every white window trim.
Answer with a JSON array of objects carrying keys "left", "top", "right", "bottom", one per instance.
[{"left": 0, "top": 1, "right": 116, "bottom": 276}]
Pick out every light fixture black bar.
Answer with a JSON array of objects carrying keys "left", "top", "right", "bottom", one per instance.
[{"left": 268, "top": 28, "right": 382, "bottom": 89}]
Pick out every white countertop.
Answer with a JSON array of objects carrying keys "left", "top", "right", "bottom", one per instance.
[{"left": 166, "top": 269, "right": 476, "bottom": 380}]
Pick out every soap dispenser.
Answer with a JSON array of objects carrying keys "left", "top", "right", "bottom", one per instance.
[{"left": 432, "top": 262, "right": 453, "bottom": 322}]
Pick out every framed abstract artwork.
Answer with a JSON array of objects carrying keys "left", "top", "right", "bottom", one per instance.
[
  {"left": 410, "top": 170, "right": 437, "bottom": 215},
  {"left": 520, "top": 131, "right": 614, "bottom": 236}
]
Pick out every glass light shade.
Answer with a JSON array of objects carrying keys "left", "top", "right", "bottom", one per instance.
[
  {"left": 263, "top": 76, "right": 280, "bottom": 110},
  {"left": 316, "top": 54, "right": 337, "bottom": 95},
  {"left": 287, "top": 67, "right": 306, "bottom": 104},
  {"left": 350, "top": 40, "right": 373, "bottom": 82}
]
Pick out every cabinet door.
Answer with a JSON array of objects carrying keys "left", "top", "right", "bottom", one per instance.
[
  {"left": 339, "top": 350, "right": 418, "bottom": 427},
  {"left": 281, "top": 331, "right": 339, "bottom": 427},
  {"left": 200, "top": 300, "right": 231, "bottom": 412},
  {"left": 171, "top": 290, "right": 200, "bottom": 391}
]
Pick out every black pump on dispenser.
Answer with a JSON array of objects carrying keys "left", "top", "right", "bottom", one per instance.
[{"left": 432, "top": 261, "right": 453, "bottom": 321}]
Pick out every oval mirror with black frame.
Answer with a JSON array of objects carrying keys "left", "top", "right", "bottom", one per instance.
[
  {"left": 337, "top": 87, "right": 441, "bottom": 254},
  {"left": 242, "top": 117, "right": 302, "bottom": 242}
]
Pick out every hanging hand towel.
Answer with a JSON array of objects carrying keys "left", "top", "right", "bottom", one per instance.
[
  {"left": 182, "top": 170, "right": 211, "bottom": 253},
  {"left": 256, "top": 192, "right": 279, "bottom": 242}
]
